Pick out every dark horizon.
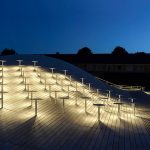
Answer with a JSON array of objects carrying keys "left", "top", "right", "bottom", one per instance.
[{"left": 1, "top": 47, "right": 150, "bottom": 55}]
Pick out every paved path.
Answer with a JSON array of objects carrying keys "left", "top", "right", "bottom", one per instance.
[{"left": 0, "top": 66, "right": 149, "bottom": 150}]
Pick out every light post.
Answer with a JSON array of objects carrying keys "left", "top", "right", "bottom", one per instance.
[
  {"left": 129, "top": 98, "right": 136, "bottom": 116},
  {"left": 32, "top": 61, "right": 38, "bottom": 71},
  {"left": 49, "top": 68, "right": 55, "bottom": 78},
  {"left": 75, "top": 82, "right": 78, "bottom": 91},
  {"left": 80, "top": 78, "right": 84, "bottom": 85},
  {"left": 69, "top": 75, "right": 72, "bottom": 85},
  {"left": 87, "top": 83, "right": 91, "bottom": 91},
  {"left": 118, "top": 94, "right": 121, "bottom": 102},
  {"left": 62, "top": 70, "right": 68, "bottom": 79},
  {"left": 16, "top": 60, "right": 23, "bottom": 71}
]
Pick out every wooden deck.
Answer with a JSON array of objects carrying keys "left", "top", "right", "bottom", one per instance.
[{"left": 0, "top": 66, "right": 150, "bottom": 150}]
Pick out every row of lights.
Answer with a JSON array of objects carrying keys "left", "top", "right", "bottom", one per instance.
[{"left": 0, "top": 59, "right": 136, "bottom": 122}]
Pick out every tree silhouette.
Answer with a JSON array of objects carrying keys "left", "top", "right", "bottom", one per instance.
[
  {"left": 112, "top": 46, "right": 128, "bottom": 55},
  {"left": 77, "top": 47, "right": 93, "bottom": 55},
  {"left": 1, "top": 48, "right": 17, "bottom": 55}
]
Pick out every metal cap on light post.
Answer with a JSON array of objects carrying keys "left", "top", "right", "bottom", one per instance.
[
  {"left": 128, "top": 98, "right": 135, "bottom": 103},
  {"left": 16, "top": 60, "right": 23, "bottom": 71},
  {"left": 62, "top": 70, "right": 68, "bottom": 79},
  {"left": 117, "top": 94, "right": 122, "bottom": 102},
  {"left": 87, "top": 83, "right": 91, "bottom": 91},
  {"left": 0, "top": 60, "right": 6, "bottom": 66},
  {"left": 128, "top": 98, "right": 136, "bottom": 116},
  {"left": 49, "top": 68, "right": 55, "bottom": 77},
  {"left": 0, "top": 60, "right": 6, "bottom": 79},
  {"left": 106, "top": 90, "right": 112, "bottom": 101},
  {"left": 32, "top": 61, "right": 38, "bottom": 71},
  {"left": 80, "top": 78, "right": 84, "bottom": 85}
]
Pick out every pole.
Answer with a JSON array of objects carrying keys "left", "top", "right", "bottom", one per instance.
[{"left": 35, "top": 100, "right": 37, "bottom": 116}]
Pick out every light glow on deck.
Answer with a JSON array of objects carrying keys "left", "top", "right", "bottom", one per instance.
[{"left": 0, "top": 64, "right": 138, "bottom": 128}]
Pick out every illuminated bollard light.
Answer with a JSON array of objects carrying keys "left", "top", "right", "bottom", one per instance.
[
  {"left": 129, "top": 98, "right": 136, "bottom": 116},
  {"left": 89, "top": 91, "right": 97, "bottom": 100},
  {"left": 75, "top": 82, "right": 78, "bottom": 91},
  {"left": 49, "top": 84, "right": 52, "bottom": 98},
  {"left": 106, "top": 90, "right": 112, "bottom": 105},
  {"left": 27, "top": 84, "right": 30, "bottom": 98},
  {"left": 106, "top": 90, "right": 111, "bottom": 101},
  {"left": 119, "top": 95, "right": 121, "bottom": 102},
  {"left": 62, "top": 70, "right": 68, "bottom": 79},
  {"left": 87, "top": 83, "right": 91, "bottom": 91},
  {"left": 67, "top": 85, "right": 70, "bottom": 97},
  {"left": 96, "top": 89, "right": 100, "bottom": 97},
  {"left": 26, "top": 83, "right": 32, "bottom": 98},
  {"left": 29, "top": 90, "right": 37, "bottom": 106},
  {"left": 48, "top": 83, "right": 55, "bottom": 99},
  {"left": 55, "top": 74, "right": 59, "bottom": 84},
  {"left": 49, "top": 68, "right": 55, "bottom": 78},
  {"left": 0, "top": 83, "right": 7, "bottom": 109},
  {"left": 82, "top": 85, "right": 85, "bottom": 94},
  {"left": 61, "top": 79, "right": 64, "bottom": 90},
  {"left": 24, "top": 77, "right": 30, "bottom": 91},
  {"left": 44, "top": 77, "right": 47, "bottom": 90},
  {"left": 32, "top": 61, "right": 38, "bottom": 71},
  {"left": 54, "top": 90, "right": 61, "bottom": 104},
  {"left": 99, "top": 97, "right": 109, "bottom": 107},
  {"left": 0, "top": 60, "right": 6, "bottom": 66},
  {"left": 81, "top": 96, "right": 90, "bottom": 113},
  {"left": 39, "top": 71, "right": 42, "bottom": 83},
  {"left": 80, "top": 78, "right": 84, "bottom": 86},
  {"left": 93, "top": 103, "right": 105, "bottom": 122},
  {"left": 16, "top": 60, "right": 23, "bottom": 71},
  {"left": 106, "top": 94, "right": 108, "bottom": 104},
  {"left": 22, "top": 71, "right": 25, "bottom": 82},
  {"left": 67, "top": 85, "right": 76, "bottom": 98},
  {"left": 20, "top": 65, "right": 24, "bottom": 77},
  {"left": 0, "top": 91, "right": 8, "bottom": 109},
  {"left": 117, "top": 94, "right": 122, "bottom": 102},
  {"left": 24, "top": 77, "right": 27, "bottom": 90},
  {"left": 0, "top": 60, "right": 6, "bottom": 78},
  {"left": 114, "top": 101, "right": 124, "bottom": 117},
  {"left": 0, "top": 61, "right": 7, "bottom": 109},
  {"left": 38, "top": 71, "right": 45, "bottom": 84},
  {"left": 36, "top": 66, "right": 41, "bottom": 77},
  {"left": 69, "top": 75, "right": 72, "bottom": 85},
  {"left": 75, "top": 92, "right": 78, "bottom": 105},
  {"left": 32, "top": 98, "right": 43, "bottom": 116},
  {"left": 59, "top": 96, "right": 69, "bottom": 113},
  {"left": 132, "top": 102, "right": 136, "bottom": 116}
]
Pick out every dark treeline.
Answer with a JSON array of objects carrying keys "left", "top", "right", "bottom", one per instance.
[
  {"left": 0, "top": 48, "right": 17, "bottom": 55},
  {"left": 0, "top": 46, "right": 148, "bottom": 55},
  {"left": 76, "top": 46, "right": 147, "bottom": 56}
]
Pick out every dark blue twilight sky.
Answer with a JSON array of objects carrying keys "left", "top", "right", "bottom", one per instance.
[{"left": 0, "top": 0, "right": 150, "bottom": 54}]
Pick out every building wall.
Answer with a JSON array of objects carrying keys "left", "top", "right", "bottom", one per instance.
[{"left": 77, "top": 64, "right": 150, "bottom": 73}]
